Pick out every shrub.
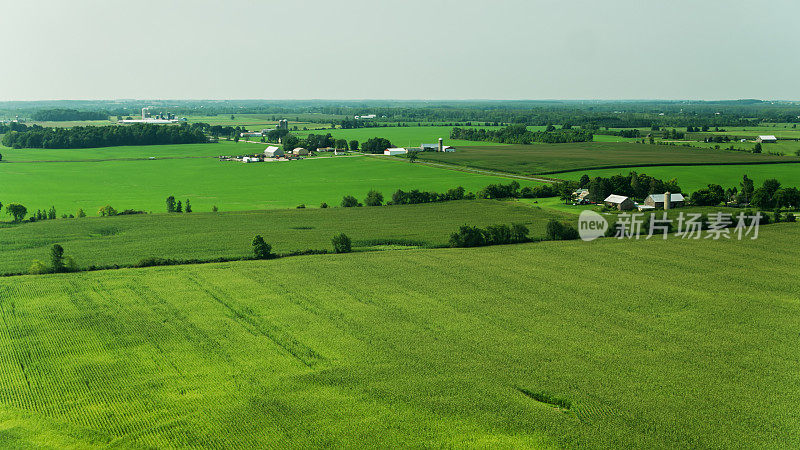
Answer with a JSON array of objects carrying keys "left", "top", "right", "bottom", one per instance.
[
  {"left": 449, "top": 225, "right": 486, "bottom": 248},
  {"left": 320, "top": 202, "right": 329, "bottom": 208},
  {"left": 786, "top": 212, "right": 796, "bottom": 223},
  {"left": 545, "top": 219, "right": 579, "bottom": 241},
  {"left": 296, "top": 204, "right": 306, "bottom": 209},
  {"left": 98, "top": 205, "right": 118, "bottom": 217},
  {"left": 364, "top": 190, "right": 383, "bottom": 206},
  {"left": 28, "top": 260, "right": 49, "bottom": 275},
  {"left": 341, "top": 195, "right": 359, "bottom": 207},
  {"left": 252, "top": 235, "right": 273, "bottom": 259},
  {"left": 212, "top": 205, "right": 218, "bottom": 212},
  {"left": 332, "top": 233, "right": 352, "bottom": 253}
]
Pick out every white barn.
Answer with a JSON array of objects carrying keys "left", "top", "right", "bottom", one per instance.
[
  {"left": 756, "top": 135, "right": 778, "bottom": 143},
  {"left": 384, "top": 148, "right": 408, "bottom": 156},
  {"left": 264, "top": 146, "right": 284, "bottom": 158}
]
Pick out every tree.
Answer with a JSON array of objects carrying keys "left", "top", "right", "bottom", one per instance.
[
  {"left": 176, "top": 200, "right": 183, "bottom": 213},
  {"left": 361, "top": 137, "right": 394, "bottom": 154},
  {"left": 28, "top": 260, "right": 48, "bottom": 275},
  {"left": 334, "top": 139, "right": 348, "bottom": 150},
  {"left": 77, "top": 208, "right": 86, "bottom": 218},
  {"left": 510, "top": 223, "right": 529, "bottom": 243},
  {"left": 341, "top": 195, "right": 359, "bottom": 207},
  {"left": 320, "top": 202, "right": 329, "bottom": 208},
  {"left": 739, "top": 175, "right": 755, "bottom": 203},
  {"left": 364, "top": 190, "right": 383, "bottom": 206},
  {"left": 449, "top": 225, "right": 486, "bottom": 247},
  {"left": 282, "top": 134, "right": 300, "bottom": 152},
  {"left": 51, "top": 244, "right": 65, "bottom": 273},
  {"left": 252, "top": 235, "right": 272, "bottom": 259},
  {"left": 579, "top": 174, "right": 590, "bottom": 188},
  {"left": 408, "top": 151, "right": 419, "bottom": 163},
  {"left": 233, "top": 134, "right": 240, "bottom": 143},
  {"left": 332, "top": 233, "right": 352, "bottom": 253},
  {"left": 98, "top": 205, "right": 117, "bottom": 216},
  {"left": 166, "top": 196, "right": 176, "bottom": 213},
  {"left": 212, "top": 205, "right": 218, "bottom": 212},
  {"left": 348, "top": 140, "right": 359, "bottom": 151},
  {"left": 6, "top": 203, "right": 27, "bottom": 222},
  {"left": 545, "top": 219, "right": 579, "bottom": 241},
  {"left": 753, "top": 142, "right": 762, "bottom": 153},
  {"left": 47, "top": 206, "right": 56, "bottom": 220},
  {"left": 185, "top": 199, "right": 192, "bottom": 213}
]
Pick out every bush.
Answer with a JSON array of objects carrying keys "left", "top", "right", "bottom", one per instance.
[
  {"left": 332, "top": 233, "right": 352, "bottom": 253},
  {"left": 545, "top": 219, "right": 579, "bottom": 241},
  {"left": 252, "top": 235, "right": 273, "bottom": 259},
  {"left": 341, "top": 195, "right": 359, "bottom": 207},
  {"left": 296, "top": 204, "right": 306, "bottom": 209},
  {"left": 320, "top": 202, "right": 329, "bottom": 208},
  {"left": 449, "top": 225, "right": 486, "bottom": 248},
  {"left": 28, "top": 260, "right": 49, "bottom": 275},
  {"left": 364, "top": 190, "right": 383, "bottom": 206},
  {"left": 786, "top": 212, "right": 796, "bottom": 223}
]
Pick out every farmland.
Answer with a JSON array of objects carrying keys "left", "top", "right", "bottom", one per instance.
[
  {"left": 0, "top": 140, "right": 264, "bottom": 162},
  {"left": 559, "top": 163, "right": 800, "bottom": 192},
  {"left": 1, "top": 224, "right": 798, "bottom": 447},
  {"left": 0, "top": 200, "right": 568, "bottom": 274},
  {"left": 0, "top": 153, "right": 543, "bottom": 214},
  {"left": 413, "top": 142, "right": 800, "bottom": 175},
  {"left": 295, "top": 125, "right": 506, "bottom": 148}
]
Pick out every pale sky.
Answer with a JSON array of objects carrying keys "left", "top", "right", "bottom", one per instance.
[{"left": 0, "top": 0, "right": 797, "bottom": 101}]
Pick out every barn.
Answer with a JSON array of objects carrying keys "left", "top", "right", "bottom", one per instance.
[
  {"left": 604, "top": 194, "right": 635, "bottom": 211},
  {"left": 264, "top": 146, "right": 284, "bottom": 158},
  {"left": 756, "top": 135, "right": 778, "bottom": 143},
  {"left": 644, "top": 193, "right": 685, "bottom": 209}
]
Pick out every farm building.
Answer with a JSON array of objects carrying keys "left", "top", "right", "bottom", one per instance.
[
  {"left": 317, "top": 147, "right": 335, "bottom": 152},
  {"left": 292, "top": 148, "right": 309, "bottom": 156},
  {"left": 756, "top": 135, "right": 778, "bottom": 143},
  {"left": 604, "top": 194, "right": 634, "bottom": 211},
  {"left": 240, "top": 132, "right": 263, "bottom": 137},
  {"left": 264, "top": 146, "right": 284, "bottom": 158},
  {"left": 573, "top": 189, "right": 590, "bottom": 201},
  {"left": 637, "top": 204, "right": 655, "bottom": 212},
  {"left": 420, "top": 143, "right": 439, "bottom": 151},
  {"left": 644, "top": 193, "right": 685, "bottom": 209},
  {"left": 242, "top": 156, "right": 261, "bottom": 163},
  {"left": 384, "top": 148, "right": 408, "bottom": 156},
  {"left": 442, "top": 146, "right": 456, "bottom": 152}
]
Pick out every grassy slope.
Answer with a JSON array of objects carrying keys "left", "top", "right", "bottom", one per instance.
[
  {"left": 0, "top": 155, "right": 542, "bottom": 214},
  {"left": 0, "top": 200, "right": 568, "bottom": 274},
  {"left": 559, "top": 164, "right": 800, "bottom": 192},
  {"left": 0, "top": 225, "right": 798, "bottom": 447},
  {"left": 414, "top": 143, "right": 799, "bottom": 175}
]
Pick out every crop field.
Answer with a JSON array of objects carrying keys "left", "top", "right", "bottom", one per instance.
[
  {"left": 0, "top": 154, "right": 543, "bottom": 214},
  {"left": 0, "top": 224, "right": 798, "bottom": 447},
  {"left": 295, "top": 125, "right": 506, "bottom": 148},
  {"left": 414, "top": 142, "right": 800, "bottom": 175},
  {"left": 0, "top": 200, "right": 568, "bottom": 274},
  {"left": 0, "top": 140, "right": 264, "bottom": 162},
  {"left": 559, "top": 163, "right": 800, "bottom": 192}
]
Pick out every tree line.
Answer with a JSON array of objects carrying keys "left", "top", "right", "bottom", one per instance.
[
  {"left": 450, "top": 124, "right": 593, "bottom": 144},
  {"left": 31, "top": 109, "right": 109, "bottom": 121},
  {"left": 2, "top": 123, "right": 207, "bottom": 149}
]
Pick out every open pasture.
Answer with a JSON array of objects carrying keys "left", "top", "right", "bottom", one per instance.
[
  {"left": 0, "top": 154, "right": 543, "bottom": 214},
  {"left": 295, "top": 125, "right": 506, "bottom": 148},
  {"left": 0, "top": 200, "right": 567, "bottom": 274},
  {"left": 414, "top": 142, "right": 799, "bottom": 175},
  {"left": 0, "top": 224, "right": 798, "bottom": 447}
]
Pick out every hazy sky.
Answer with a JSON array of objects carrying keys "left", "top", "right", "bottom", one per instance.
[{"left": 0, "top": 0, "right": 797, "bottom": 101}]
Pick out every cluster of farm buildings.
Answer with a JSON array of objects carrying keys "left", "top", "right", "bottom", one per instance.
[
  {"left": 220, "top": 145, "right": 347, "bottom": 163},
  {"left": 384, "top": 138, "right": 455, "bottom": 155},
  {"left": 573, "top": 189, "right": 685, "bottom": 211}
]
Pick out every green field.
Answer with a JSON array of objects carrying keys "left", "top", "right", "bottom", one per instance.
[
  {"left": 414, "top": 142, "right": 799, "bottom": 175},
  {"left": 0, "top": 224, "right": 798, "bottom": 447},
  {"left": 0, "top": 200, "right": 567, "bottom": 274},
  {"left": 295, "top": 125, "right": 506, "bottom": 148},
  {"left": 559, "top": 163, "right": 800, "bottom": 192},
  {"left": 0, "top": 141, "right": 264, "bottom": 162},
  {"left": 0, "top": 154, "right": 542, "bottom": 214}
]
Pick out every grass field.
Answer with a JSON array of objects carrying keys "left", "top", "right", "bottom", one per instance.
[
  {"left": 0, "top": 154, "right": 542, "bottom": 214},
  {"left": 0, "top": 224, "right": 798, "bottom": 447},
  {"left": 414, "top": 142, "right": 800, "bottom": 175},
  {"left": 0, "top": 140, "right": 265, "bottom": 162},
  {"left": 295, "top": 125, "right": 506, "bottom": 148},
  {"left": 559, "top": 164, "right": 800, "bottom": 192},
  {"left": 0, "top": 200, "right": 568, "bottom": 274}
]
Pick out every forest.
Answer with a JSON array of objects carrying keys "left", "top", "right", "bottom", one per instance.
[
  {"left": 450, "top": 124, "right": 593, "bottom": 144},
  {"left": 1, "top": 123, "right": 207, "bottom": 149}
]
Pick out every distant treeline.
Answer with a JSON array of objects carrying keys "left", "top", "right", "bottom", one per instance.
[
  {"left": 450, "top": 124, "right": 593, "bottom": 144},
  {"left": 1, "top": 123, "right": 207, "bottom": 149},
  {"left": 31, "top": 109, "right": 108, "bottom": 122}
]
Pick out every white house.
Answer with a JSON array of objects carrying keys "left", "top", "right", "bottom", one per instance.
[
  {"left": 442, "top": 145, "right": 456, "bottom": 152},
  {"left": 384, "top": 148, "right": 408, "bottom": 156},
  {"left": 264, "top": 146, "right": 284, "bottom": 158},
  {"left": 242, "top": 156, "right": 260, "bottom": 163},
  {"left": 756, "top": 135, "right": 778, "bottom": 143}
]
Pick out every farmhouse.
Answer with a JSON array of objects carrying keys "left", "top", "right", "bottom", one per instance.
[
  {"left": 442, "top": 145, "right": 456, "bottom": 152},
  {"left": 264, "top": 146, "right": 284, "bottom": 158},
  {"left": 242, "top": 156, "right": 261, "bottom": 163},
  {"left": 644, "top": 193, "right": 685, "bottom": 209},
  {"left": 317, "top": 147, "right": 335, "bottom": 152},
  {"left": 604, "top": 194, "right": 634, "bottom": 211},
  {"left": 756, "top": 135, "right": 778, "bottom": 143},
  {"left": 573, "top": 189, "right": 590, "bottom": 201},
  {"left": 384, "top": 148, "right": 408, "bottom": 156},
  {"left": 292, "top": 148, "right": 309, "bottom": 156},
  {"left": 240, "top": 132, "right": 263, "bottom": 137}
]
